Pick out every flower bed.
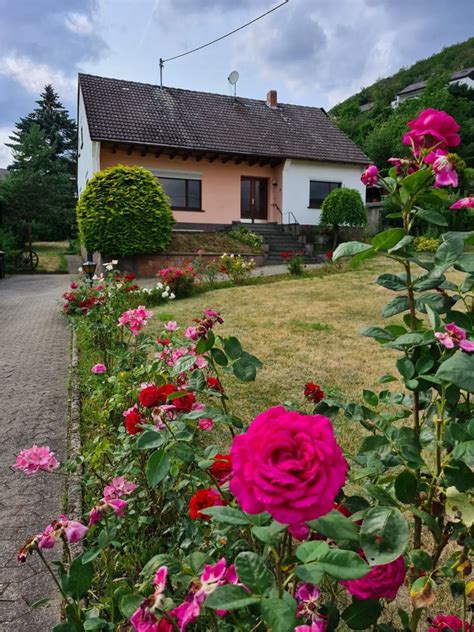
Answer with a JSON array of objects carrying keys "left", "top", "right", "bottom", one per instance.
[{"left": 9, "top": 108, "right": 474, "bottom": 632}]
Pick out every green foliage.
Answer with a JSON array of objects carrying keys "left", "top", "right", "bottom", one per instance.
[
  {"left": 321, "top": 188, "right": 367, "bottom": 229},
  {"left": 219, "top": 253, "right": 255, "bottom": 283},
  {"left": 330, "top": 37, "right": 474, "bottom": 166},
  {"left": 76, "top": 165, "right": 174, "bottom": 256},
  {"left": 7, "top": 84, "right": 77, "bottom": 172},
  {"left": 228, "top": 226, "right": 262, "bottom": 250},
  {"left": 0, "top": 126, "right": 76, "bottom": 241},
  {"left": 282, "top": 250, "right": 305, "bottom": 275},
  {"left": 414, "top": 235, "right": 441, "bottom": 252},
  {"left": 1, "top": 84, "right": 77, "bottom": 241}
]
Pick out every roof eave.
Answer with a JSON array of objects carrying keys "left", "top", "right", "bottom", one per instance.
[{"left": 95, "top": 138, "right": 368, "bottom": 165}]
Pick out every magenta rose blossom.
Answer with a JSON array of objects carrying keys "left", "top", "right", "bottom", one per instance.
[
  {"left": 450, "top": 196, "right": 474, "bottom": 210},
  {"left": 340, "top": 555, "right": 406, "bottom": 600},
  {"left": 403, "top": 108, "right": 461, "bottom": 153},
  {"left": 229, "top": 406, "right": 347, "bottom": 527},
  {"left": 361, "top": 165, "right": 379, "bottom": 186},
  {"left": 429, "top": 614, "right": 472, "bottom": 632}
]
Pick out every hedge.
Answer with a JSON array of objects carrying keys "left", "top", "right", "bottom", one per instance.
[{"left": 76, "top": 165, "right": 175, "bottom": 256}]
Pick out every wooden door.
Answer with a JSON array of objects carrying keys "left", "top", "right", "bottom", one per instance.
[{"left": 241, "top": 177, "right": 268, "bottom": 220}]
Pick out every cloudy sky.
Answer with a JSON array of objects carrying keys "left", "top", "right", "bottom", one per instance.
[{"left": 1, "top": 0, "right": 473, "bottom": 167}]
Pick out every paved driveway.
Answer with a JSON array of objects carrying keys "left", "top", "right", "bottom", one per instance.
[{"left": 0, "top": 275, "right": 69, "bottom": 631}]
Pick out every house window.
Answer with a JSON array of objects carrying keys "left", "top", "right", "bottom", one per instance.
[
  {"left": 309, "top": 181, "right": 341, "bottom": 208},
  {"left": 158, "top": 177, "right": 202, "bottom": 210}
]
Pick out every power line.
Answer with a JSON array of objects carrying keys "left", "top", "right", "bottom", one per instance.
[{"left": 159, "top": 0, "right": 289, "bottom": 86}]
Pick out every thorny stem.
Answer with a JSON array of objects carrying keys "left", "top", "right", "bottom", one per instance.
[
  {"left": 37, "top": 548, "right": 70, "bottom": 603},
  {"left": 403, "top": 208, "right": 422, "bottom": 551},
  {"left": 103, "top": 515, "right": 115, "bottom": 623},
  {"left": 410, "top": 607, "right": 423, "bottom": 632},
  {"left": 208, "top": 355, "right": 235, "bottom": 438}
]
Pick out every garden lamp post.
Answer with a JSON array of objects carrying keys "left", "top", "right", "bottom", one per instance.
[{"left": 82, "top": 260, "right": 97, "bottom": 285}]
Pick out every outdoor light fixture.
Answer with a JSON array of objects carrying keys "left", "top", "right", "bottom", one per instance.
[{"left": 82, "top": 260, "right": 97, "bottom": 283}]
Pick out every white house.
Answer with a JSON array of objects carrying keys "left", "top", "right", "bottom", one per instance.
[
  {"left": 78, "top": 73, "right": 369, "bottom": 228},
  {"left": 391, "top": 67, "right": 474, "bottom": 108}
]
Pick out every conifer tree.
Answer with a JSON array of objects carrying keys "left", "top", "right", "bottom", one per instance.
[{"left": 7, "top": 84, "right": 76, "bottom": 172}]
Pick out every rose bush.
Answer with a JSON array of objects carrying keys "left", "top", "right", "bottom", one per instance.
[{"left": 9, "top": 106, "right": 473, "bottom": 632}]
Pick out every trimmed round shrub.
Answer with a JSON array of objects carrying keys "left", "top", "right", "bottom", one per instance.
[
  {"left": 77, "top": 165, "right": 174, "bottom": 256},
  {"left": 321, "top": 187, "right": 367, "bottom": 247}
]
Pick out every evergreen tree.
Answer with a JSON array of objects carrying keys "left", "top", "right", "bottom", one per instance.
[
  {"left": 3, "top": 86, "right": 77, "bottom": 240},
  {"left": 7, "top": 84, "right": 77, "bottom": 172}
]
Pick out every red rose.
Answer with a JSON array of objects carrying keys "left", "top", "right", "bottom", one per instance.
[
  {"left": 173, "top": 390, "right": 195, "bottom": 413},
  {"left": 157, "top": 337, "right": 170, "bottom": 346},
  {"left": 124, "top": 273, "right": 136, "bottom": 282},
  {"left": 334, "top": 500, "right": 351, "bottom": 517},
  {"left": 124, "top": 408, "right": 144, "bottom": 435},
  {"left": 139, "top": 384, "right": 175, "bottom": 408},
  {"left": 210, "top": 454, "right": 232, "bottom": 483},
  {"left": 304, "top": 382, "right": 325, "bottom": 403},
  {"left": 207, "top": 377, "right": 224, "bottom": 393},
  {"left": 189, "top": 488, "right": 224, "bottom": 519}
]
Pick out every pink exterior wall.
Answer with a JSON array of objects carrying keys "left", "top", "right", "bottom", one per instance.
[{"left": 100, "top": 147, "right": 283, "bottom": 224}]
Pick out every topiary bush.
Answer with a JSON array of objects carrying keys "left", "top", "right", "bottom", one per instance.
[
  {"left": 321, "top": 187, "right": 367, "bottom": 247},
  {"left": 76, "top": 165, "right": 174, "bottom": 256}
]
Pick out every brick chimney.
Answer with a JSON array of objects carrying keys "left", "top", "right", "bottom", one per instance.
[{"left": 266, "top": 89, "right": 277, "bottom": 108}]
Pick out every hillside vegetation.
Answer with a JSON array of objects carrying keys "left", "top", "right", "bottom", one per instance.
[{"left": 330, "top": 38, "right": 474, "bottom": 168}]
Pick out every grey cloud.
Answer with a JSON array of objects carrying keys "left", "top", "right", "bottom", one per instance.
[
  {"left": 0, "top": 0, "right": 107, "bottom": 70},
  {"left": 0, "top": 0, "right": 108, "bottom": 128},
  {"left": 238, "top": 0, "right": 474, "bottom": 107}
]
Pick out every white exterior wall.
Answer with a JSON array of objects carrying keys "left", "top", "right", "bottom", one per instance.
[
  {"left": 281, "top": 159, "right": 366, "bottom": 225},
  {"left": 452, "top": 77, "right": 474, "bottom": 89},
  {"left": 77, "top": 88, "right": 100, "bottom": 195}
]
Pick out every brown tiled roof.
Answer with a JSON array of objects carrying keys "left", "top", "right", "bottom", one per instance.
[{"left": 79, "top": 73, "right": 369, "bottom": 165}]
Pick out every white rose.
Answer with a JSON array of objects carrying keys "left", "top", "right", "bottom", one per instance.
[{"left": 169, "top": 293, "right": 176, "bottom": 300}]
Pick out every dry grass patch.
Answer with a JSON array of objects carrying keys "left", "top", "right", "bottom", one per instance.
[
  {"left": 168, "top": 231, "right": 259, "bottom": 254},
  {"left": 149, "top": 258, "right": 405, "bottom": 451},
  {"left": 33, "top": 241, "right": 68, "bottom": 273}
]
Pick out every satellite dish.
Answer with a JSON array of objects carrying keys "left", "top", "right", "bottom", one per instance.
[
  {"left": 228, "top": 70, "right": 239, "bottom": 96},
  {"left": 228, "top": 70, "right": 239, "bottom": 85}
]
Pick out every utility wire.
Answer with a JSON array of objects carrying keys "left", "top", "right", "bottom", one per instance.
[{"left": 159, "top": 0, "right": 289, "bottom": 85}]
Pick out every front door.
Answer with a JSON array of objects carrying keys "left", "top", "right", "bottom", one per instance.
[{"left": 241, "top": 177, "right": 268, "bottom": 221}]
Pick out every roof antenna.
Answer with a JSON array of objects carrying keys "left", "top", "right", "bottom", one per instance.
[
  {"left": 159, "top": 57, "right": 164, "bottom": 88},
  {"left": 228, "top": 70, "right": 239, "bottom": 97}
]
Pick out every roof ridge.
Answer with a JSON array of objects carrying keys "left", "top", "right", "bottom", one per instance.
[{"left": 78, "top": 72, "right": 325, "bottom": 112}]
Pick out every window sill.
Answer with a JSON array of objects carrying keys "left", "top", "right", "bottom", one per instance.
[
  {"left": 307, "top": 205, "right": 323, "bottom": 209},
  {"left": 172, "top": 208, "right": 205, "bottom": 212}
]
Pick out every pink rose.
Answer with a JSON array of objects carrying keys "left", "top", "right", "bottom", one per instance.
[
  {"left": 91, "top": 363, "right": 107, "bottom": 374},
  {"left": 229, "top": 406, "right": 347, "bottom": 526},
  {"left": 424, "top": 149, "right": 458, "bottom": 188},
  {"left": 13, "top": 445, "right": 60, "bottom": 475},
  {"left": 450, "top": 196, "right": 474, "bottom": 210},
  {"left": 198, "top": 418, "right": 214, "bottom": 431},
  {"left": 435, "top": 323, "right": 474, "bottom": 353},
  {"left": 340, "top": 555, "right": 405, "bottom": 600},
  {"left": 295, "top": 623, "right": 326, "bottom": 632},
  {"left": 403, "top": 108, "right": 461, "bottom": 153},
  {"left": 361, "top": 165, "right": 379, "bottom": 186},
  {"left": 62, "top": 518, "right": 88, "bottom": 543}
]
